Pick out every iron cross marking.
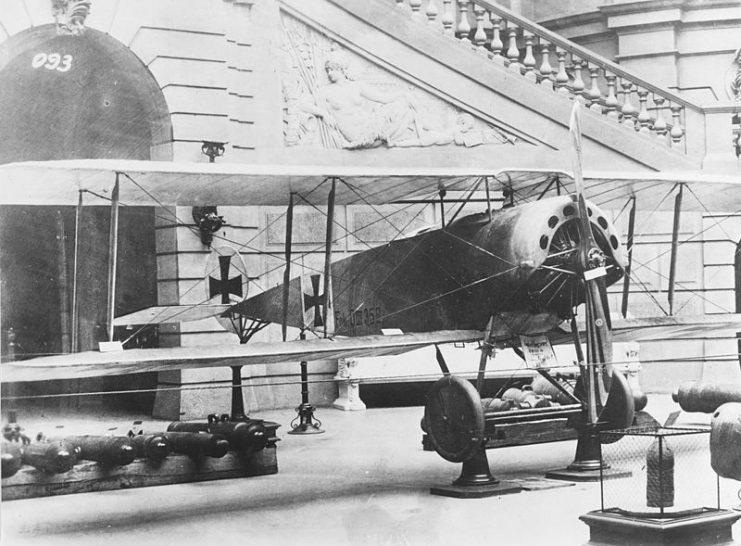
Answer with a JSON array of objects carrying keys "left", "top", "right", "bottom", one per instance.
[
  {"left": 303, "top": 274, "right": 325, "bottom": 328},
  {"left": 209, "top": 255, "right": 243, "bottom": 304}
]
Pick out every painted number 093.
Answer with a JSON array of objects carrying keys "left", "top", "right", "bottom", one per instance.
[{"left": 31, "top": 53, "right": 72, "bottom": 72}]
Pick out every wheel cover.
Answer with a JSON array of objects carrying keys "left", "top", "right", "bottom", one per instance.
[
  {"left": 424, "top": 375, "right": 485, "bottom": 463},
  {"left": 571, "top": 369, "right": 635, "bottom": 443},
  {"left": 599, "top": 369, "right": 635, "bottom": 444}
]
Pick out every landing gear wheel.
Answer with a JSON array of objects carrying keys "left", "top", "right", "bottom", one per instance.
[{"left": 424, "top": 375, "right": 485, "bottom": 463}]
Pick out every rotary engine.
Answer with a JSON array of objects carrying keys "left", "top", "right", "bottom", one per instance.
[{"left": 449, "top": 195, "right": 627, "bottom": 324}]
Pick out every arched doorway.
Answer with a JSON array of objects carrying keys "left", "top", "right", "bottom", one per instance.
[
  {"left": 736, "top": 239, "right": 741, "bottom": 369},
  {"left": 0, "top": 25, "right": 172, "bottom": 412}
]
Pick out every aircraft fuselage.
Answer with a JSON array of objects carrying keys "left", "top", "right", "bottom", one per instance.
[{"left": 235, "top": 195, "right": 626, "bottom": 337}]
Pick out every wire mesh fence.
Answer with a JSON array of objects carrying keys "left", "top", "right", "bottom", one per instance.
[{"left": 599, "top": 426, "right": 717, "bottom": 517}]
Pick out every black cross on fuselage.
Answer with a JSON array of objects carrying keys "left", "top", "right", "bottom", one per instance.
[
  {"left": 303, "top": 274, "right": 325, "bottom": 328},
  {"left": 209, "top": 255, "right": 243, "bottom": 304}
]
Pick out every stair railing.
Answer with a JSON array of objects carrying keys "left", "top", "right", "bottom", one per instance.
[{"left": 394, "top": 0, "right": 713, "bottom": 157}]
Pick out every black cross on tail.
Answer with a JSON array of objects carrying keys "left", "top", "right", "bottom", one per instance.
[
  {"left": 303, "top": 274, "right": 325, "bottom": 328},
  {"left": 209, "top": 255, "right": 243, "bottom": 303}
]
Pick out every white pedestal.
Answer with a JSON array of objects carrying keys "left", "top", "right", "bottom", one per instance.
[{"left": 333, "top": 358, "right": 366, "bottom": 411}]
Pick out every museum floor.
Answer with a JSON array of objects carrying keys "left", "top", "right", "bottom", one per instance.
[{"left": 3, "top": 395, "right": 740, "bottom": 546}]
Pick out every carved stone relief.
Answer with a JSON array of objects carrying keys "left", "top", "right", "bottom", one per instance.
[
  {"left": 280, "top": 16, "right": 516, "bottom": 149},
  {"left": 52, "top": 0, "right": 92, "bottom": 36}
]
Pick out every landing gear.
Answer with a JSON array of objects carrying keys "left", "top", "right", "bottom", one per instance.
[
  {"left": 548, "top": 370, "right": 634, "bottom": 481},
  {"left": 424, "top": 375, "right": 521, "bottom": 498}
]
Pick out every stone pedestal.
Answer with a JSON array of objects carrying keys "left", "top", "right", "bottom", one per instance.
[
  {"left": 332, "top": 358, "right": 366, "bottom": 411},
  {"left": 580, "top": 508, "right": 741, "bottom": 546}
]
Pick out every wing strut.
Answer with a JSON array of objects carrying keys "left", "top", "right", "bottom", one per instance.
[
  {"left": 289, "top": 179, "right": 337, "bottom": 433},
  {"left": 485, "top": 176, "right": 493, "bottom": 223},
  {"left": 105, "top": 174, "right": 120, "bottom": 342},
  {"left": 476, "top": 317, "right": 496, "bottom": 393},
  {"left": 321, "top": 179, "right": 336, "bottom": 337},
  {"left": 281, "top": 193, "right": 295, "bottom": 341},
  {"left": 434, "top": 345, "right": 451, "bottom": 376},
  {"left": 620, "top": 196, "right": 636, "bottom": 318},
  {"left": 668, "top": 184, "right": 684, "bottom": 315},
  {"left": 438, "top": 188, "right": 446, "bottom": 228}
]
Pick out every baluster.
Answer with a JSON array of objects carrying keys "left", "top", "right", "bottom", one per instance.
[
  {"left": 505, "top": 23, "right": 520, "bottom": 72},
  {"left": 409, "top": 0, "right": 423, "bottom": 16},
  {"left": 473, "top": 5, "right": 487, "bottom": 51},
  {"left": 426, "top": 0, "right": 439, "bottom": 24},
  {"left": 586, "top": 64, "right": 603, "bottom": 111},
  {"left": 636, "top": 89, "right": 652, "bottom": 134},
  {"left": 522, "top": 32, "right": 536, "bottom": 80},
  {"left": 604, "top": 74, "right": 619, "bottom": 119},
  {"left": 395, "top": 0, "right": 406, "bottom": 7},
  {"left": 555, "top": 48, "right": 569, "bottom": 95},
  {"left": 489, "top": 14, "right": 504, "bottom": 62},
  {"left": 441, "top": 0, "right": 454, "bottom": 35},
  {"left": 457, "top": 0, "right": 472, "bottom": 44},
  {"left": 538, "top": 40, "right": 554, "bottom": 90},
  {"left": 670, "top": 104, "right": 685, "bottom": 144},
  {"left": 571, "top": 57, "right": 585, "bottom": 98},
  {"left": 652, "top": 95, "right": 668, "bottom": 137},
  {"left": 620, "top": 80, "right": 637, "bottom": 129}
]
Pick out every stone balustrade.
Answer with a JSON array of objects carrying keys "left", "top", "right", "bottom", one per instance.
[{"left": 392, "top": 0, "right": 739, "bottom": 167}]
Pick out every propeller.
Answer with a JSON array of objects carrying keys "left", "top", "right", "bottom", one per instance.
[{"left": 568, "top": 100, "right": 628, "bottom": 429}]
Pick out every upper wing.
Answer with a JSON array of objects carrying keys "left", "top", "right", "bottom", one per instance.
[
  {"left": 2, "top": 330, "right": 483, "bottom": 383},
  {"left": 0, "top": 159, "right": 537, "bottom": 207},
  {"left": 498, "top": 169, "right": 741, "bottom": 212},
  {"left": 2, "top": 159, "right": 739, "bottom": 211}
]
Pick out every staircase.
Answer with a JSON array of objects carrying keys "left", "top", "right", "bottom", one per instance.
[{"left": 281, "top": 0, "right": 740, "bottom": 172}]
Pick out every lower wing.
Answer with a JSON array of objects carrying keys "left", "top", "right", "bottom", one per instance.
[{"left": 2, "top": 330, "right": 482, "bottom": 383}]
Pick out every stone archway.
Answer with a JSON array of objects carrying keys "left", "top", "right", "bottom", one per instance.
[
  {"left": 0, "top": 25, "right": 171, "bottom": 162},
  {"left": 736, "top": 238, "right": 741, "bottom": 369},
  {"left": 0, "top": 25, "right": 172, "bottom": 411}
]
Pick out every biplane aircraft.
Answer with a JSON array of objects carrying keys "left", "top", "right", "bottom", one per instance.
[{"left": 2, "top": 104, "right": 741, "bottom": 485}]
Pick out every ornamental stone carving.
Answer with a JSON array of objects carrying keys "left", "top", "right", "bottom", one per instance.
[
  {"left": 52, "top": 0, "right": 91, "bottom": 35},
  {"left": 280, "top": 16, "right": 515, "bottom": 149}
]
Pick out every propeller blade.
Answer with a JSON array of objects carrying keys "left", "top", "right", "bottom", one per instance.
[
  {"left": 569, "top": 100, "right": 615, "bottom": 424},
  {"left": 620, "top": 196, "right": 636, "bottom": 318}
]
